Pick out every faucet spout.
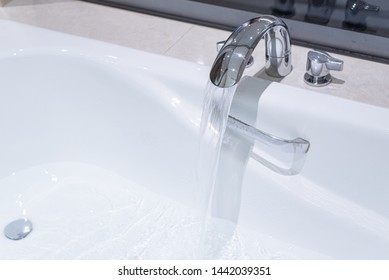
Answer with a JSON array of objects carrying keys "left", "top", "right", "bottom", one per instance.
[{"left": 210, "top": 15, "right": 292, "bottom": 88}]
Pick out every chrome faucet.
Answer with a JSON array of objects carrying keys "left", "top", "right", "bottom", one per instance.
[
  {"left": 210, "top": 15, "right": 292, "bottom": 88},
  {"left": 208, "top": 16, "right": 310, "bottom": 175}
]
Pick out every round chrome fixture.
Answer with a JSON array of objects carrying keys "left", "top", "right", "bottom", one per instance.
[{"left": 4, "top": 218, "right": 33, "bottom": 240}]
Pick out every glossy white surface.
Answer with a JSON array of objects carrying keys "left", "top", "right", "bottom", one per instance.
[
  {"left": 236, "top": 82, "right": 389, "bottom": 259},
  {"left": 0, "top": 21, "right": 389, "bottom": 259}
]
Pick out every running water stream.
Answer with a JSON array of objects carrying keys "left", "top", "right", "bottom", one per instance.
[
  {"left": 197, "top": 82, "right": 236, "bottom": 212},
  {"left": 197, "top": 81, "right": 237, "bottom": 257}
]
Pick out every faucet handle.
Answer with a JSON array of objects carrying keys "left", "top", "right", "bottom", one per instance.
[
  {"left": 304, "top": 50, "right": 344, "bottom": 87},
  {"left": 309, "top": 50, "right": 343, "bottom": 71}
]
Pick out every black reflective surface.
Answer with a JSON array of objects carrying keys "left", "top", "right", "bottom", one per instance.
[
  {"left": 83, "top": 0, "right": 389, "bottom": 62},
  {"left": 192, "top": 0, "right": 388, "bottom": 37}
]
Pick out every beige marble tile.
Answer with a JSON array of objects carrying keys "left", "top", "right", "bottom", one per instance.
[
  {"left": 2, "top": 0, "right": 71, "bottom": 6},
  {"left": 1, "top": 0, "right": 193, "bottom": 54},
  {"left": 165, "top": 25, "right": 230, "bottom": 66},
  {"left": 0, "top": 0, "right": 11, "bottom": 6}
]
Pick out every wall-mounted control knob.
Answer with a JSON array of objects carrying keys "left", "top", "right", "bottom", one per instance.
[{"left": 304, "top": 50, "right": 344, "bottom": 87}]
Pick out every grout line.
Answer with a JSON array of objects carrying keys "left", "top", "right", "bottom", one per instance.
[{"left": 163, "top": 25, "right": 194, "bottom": 55}]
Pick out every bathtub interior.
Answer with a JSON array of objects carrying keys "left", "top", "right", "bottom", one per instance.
[{"left": 0, "top": 52, "right": 321, "bottom": 259}]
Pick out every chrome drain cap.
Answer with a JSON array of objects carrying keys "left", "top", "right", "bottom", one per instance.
[{"left": 4, "top": 218, "right": 33, "bottom": 240}]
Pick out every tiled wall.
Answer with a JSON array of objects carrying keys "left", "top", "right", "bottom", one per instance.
[{"left": 0, "top": 0, "right": 11, "bottom": 6}]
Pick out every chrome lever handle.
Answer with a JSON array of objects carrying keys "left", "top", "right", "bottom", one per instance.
[
  {"left": 307, "top": 50, "right": 343, "bottom": 71},
  {"left": 227, "top": 116, "right": 310, "bottom": 175},
  {"left": 304, "top": 50, "right": 344, "bottom": 87}
]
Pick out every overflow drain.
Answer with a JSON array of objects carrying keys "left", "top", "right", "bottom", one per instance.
[{"left": 4, "top": 218, "right": 33, "bottom": 240}]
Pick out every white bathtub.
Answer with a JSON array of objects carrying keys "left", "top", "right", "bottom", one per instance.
[{"left": 0, "top": 20, "right": 388, "bottom": 259}]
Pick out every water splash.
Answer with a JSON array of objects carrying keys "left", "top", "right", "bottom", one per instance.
[{"left": 1, "top": 161, "right": 325, "bottom": 259}]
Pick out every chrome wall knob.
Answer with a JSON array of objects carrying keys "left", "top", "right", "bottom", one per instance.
[
  {"left": 4, "top": 218, "right": 33, "bottom": 240},
  {"left": 304, "top": 50, "right": 343, "bottom": 87}
]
